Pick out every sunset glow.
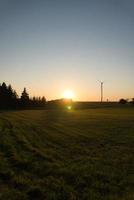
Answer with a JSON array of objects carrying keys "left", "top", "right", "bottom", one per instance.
[
  {"left": 63, "top": 90, "right": 74, "bottom": 100},
  {"left": 0, "top": 0, "right": 134, "bottom": 101}
]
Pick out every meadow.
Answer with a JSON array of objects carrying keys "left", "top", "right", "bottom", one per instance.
[{"left": 0, "top": 107, "right": 134, "bottom": 200}]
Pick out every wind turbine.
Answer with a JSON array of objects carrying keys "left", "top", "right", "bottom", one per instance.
[{"left": 98, "top": 80, "right": 104, "bottom": 102}]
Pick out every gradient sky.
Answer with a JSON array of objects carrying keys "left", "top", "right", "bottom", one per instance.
[{"left": 0, "top": 0, "right": 134, "bottom": 101}]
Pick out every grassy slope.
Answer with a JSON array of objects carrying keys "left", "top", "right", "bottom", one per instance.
[{"left": 0, "top": 108, "right": 134, "bottom": 200}]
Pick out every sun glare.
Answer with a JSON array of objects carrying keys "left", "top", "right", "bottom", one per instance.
[{"left": 63, "top": 89, "right": 74, "bottom": 100}]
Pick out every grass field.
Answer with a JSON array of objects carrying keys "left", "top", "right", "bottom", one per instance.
[{"left": 0, "top": 108, "right": 134, "bottom": 200}]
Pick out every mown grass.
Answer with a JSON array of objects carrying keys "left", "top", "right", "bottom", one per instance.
[{"left": 0, "top": 108, "right": 134, "bottom": 199}]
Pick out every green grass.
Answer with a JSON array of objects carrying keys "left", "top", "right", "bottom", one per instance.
[{"left": 0, "top": 108, "right": 134, "bottom": 199}]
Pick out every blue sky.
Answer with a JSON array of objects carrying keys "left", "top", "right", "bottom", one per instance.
[{"left": 0, "top": 0, "right": 134, "bottom": 100}]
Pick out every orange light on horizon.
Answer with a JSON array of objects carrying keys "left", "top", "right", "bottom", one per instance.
[{"left": 63, "top": 89, "right": 75, "bottom": 100}]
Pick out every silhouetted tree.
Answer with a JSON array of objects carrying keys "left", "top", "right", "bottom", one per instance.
[
  {"left": 0, "top": 82, "right": 19, "bottom": 108},
  {"left": 20, "top": 88, "right": 29, "bottom": 107},
  {"left": 119, "top": 98, "right": 127, "bottom": 104},
  {"left": 7, "top": 85, "right": 14, "bottom": 107},
  {"left": 130, "top": 98, "right": 134, "bottom": 105},
  {"left": 0, "top": 82, "right": 46, "bottom": 109},
  {"left": 41, "top": 96, "right": 46, "bottom": 103},
  {"left": 12, "top": 90, "right": 18, "bottom": 108},
  {"left": 0, "top": 82, "right": 8, "bottom": 108},
  {"left": 13, "top": 90, "right": 18, "bottom": 99}
]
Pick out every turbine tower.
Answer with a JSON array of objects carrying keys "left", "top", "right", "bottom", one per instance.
[{"left": 98, "top": 81, "right": 104, "bottom": 102}]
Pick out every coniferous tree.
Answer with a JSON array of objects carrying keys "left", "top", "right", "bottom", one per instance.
[
  {"left": 1, "top": 82, "right": 8, "bottom": 108},
  {"left": 41, "top": 96, "right": 46, "bottom": 106},
  {"left": 1, "top": 82, "right": 8, "bottom": 97},
  {"left": 7, "top": 85, "right": 14, "bottom": 107},
  {"left": 21, "top": 88, "right": 29, "bottom": 107},
  {"left": 0, "top": 82, "right": 46, "bottom": 109},
  {"left": 21, "top": 88, "right": 29, "bottom": 100},
  {"left": 13, "top": 90, "right": 18, "bottom": 99},
  {"left": 12, "top": 90, "right": 18, "bottom": 108}
]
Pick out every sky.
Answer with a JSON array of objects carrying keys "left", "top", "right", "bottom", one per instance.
[{"left": 0, "top": 0, "right": 134, "bottom": 101}]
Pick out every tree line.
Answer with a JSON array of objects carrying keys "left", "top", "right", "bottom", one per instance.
[
  {"left": 0, "top": 82, "right": 46, "bottom": 109},
  {"left": 119, "top": 98, "right": 134, "bottom": 105}
]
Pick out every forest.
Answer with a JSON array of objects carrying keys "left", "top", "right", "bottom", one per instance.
[{"left": 0, "top": 82, "right": 46, "bottom": 109}]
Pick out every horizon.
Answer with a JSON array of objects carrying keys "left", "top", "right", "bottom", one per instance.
[
  {"left": 0, "top": 81, "right": 132, "bottom": 102},
  {"left": 0, "top": 0, "right": 134, "bottom": 101}
]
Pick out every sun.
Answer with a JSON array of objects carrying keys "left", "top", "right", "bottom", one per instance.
[{"left": 63, "top": 89, "right": 74, "bottom": 100}]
